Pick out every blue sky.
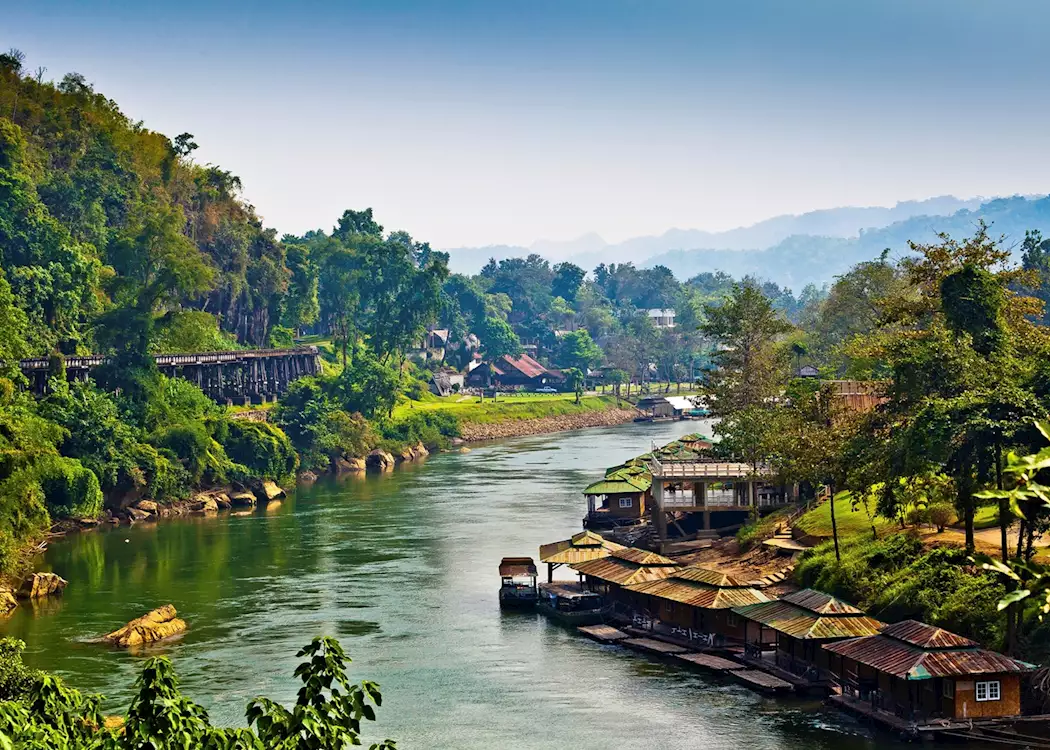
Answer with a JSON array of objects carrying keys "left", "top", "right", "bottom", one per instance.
[{"left": 7, "top": 1, "right": 1050, "bottom": 247}]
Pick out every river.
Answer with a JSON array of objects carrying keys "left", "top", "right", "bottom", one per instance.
[{"left": 4, "top": 421, "right": 932, "bottom": 749}]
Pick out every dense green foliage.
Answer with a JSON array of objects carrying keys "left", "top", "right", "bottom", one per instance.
[
  {"left": 797, "top": 535, "right": 1007, "bottom": 647},
  {"left": 0, "top": 635, "right": 396, "bottom": 749}
]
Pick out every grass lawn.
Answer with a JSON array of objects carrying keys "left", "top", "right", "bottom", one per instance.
[
  {"left": 973, "top": 504, "right": 1000, "bottom": 530},
  {"left": 392, "top": 393, "right": 626, "bottom": 424},
  {"left": 794, "top": 492, "right": 894, "bottom": 539}
]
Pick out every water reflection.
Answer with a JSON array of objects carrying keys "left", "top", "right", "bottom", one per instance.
[{"left": 3, "top": 421, "right": 939, "bottom": 748}]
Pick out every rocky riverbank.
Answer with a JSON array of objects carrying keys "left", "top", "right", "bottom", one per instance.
[{"left": 458, "top": 406, "right": 640, "bottom": 442}]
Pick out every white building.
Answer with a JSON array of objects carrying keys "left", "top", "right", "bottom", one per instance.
[{"left": 647, "top": 308, "right": 676, "bottom": 328}]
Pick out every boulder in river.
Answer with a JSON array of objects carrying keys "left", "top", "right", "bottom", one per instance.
[
  {"left": 254, "top": 480, "right": 286, "bottom": 502},
  {"left": 214, "top": 493, "right": 232, "bottom": 510},
  {"left": 0, "top": 589, "right": 17, "bottom": 615},
  {"left": 17, "top": 572, "right": 67, "bottom": 600},
  {"left": 190, "top": 495, "right": 218, "bottom": 513},
  {"left": 298, "top": 470, "right": 319, "bottom": 483},
  {"left": 334, "top": 457, "right": 366, "bottom": 473},
  {"left": 126, "top": 506, "right": 152, "bottom": 522},
  {"left": 366, "top": 449, "right": 395, "bottom": 471},
  {"left": 413, "top": 441, "right": 429, "bottom": 458},
  {"left": 230, "top": 491, "right": 257, "bottom": 507},
  {"left": 133, "top": 500, "right": 159, "bottom": 515},
  {"left": 102, "top": 604, "right": 187, "bottom": 648}
]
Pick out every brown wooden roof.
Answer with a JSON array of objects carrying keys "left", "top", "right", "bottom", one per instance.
[
  {"left": 499, "top": 557, "right": 537, "bottom": 577},
  {"left": 539, "top": 531, "right": 626, "bottom": 564}
]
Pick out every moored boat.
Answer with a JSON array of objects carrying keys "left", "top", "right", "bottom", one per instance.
[
  {"left": 499, "top": 557, "right": 539, "bottom": 609},
  {"left": 537, "top": 582, "right": 605, "bottom": 625}
]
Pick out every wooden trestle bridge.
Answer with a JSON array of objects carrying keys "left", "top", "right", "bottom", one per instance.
[{"left": 19, "top": 347, "right": 322, "bottom": 404}]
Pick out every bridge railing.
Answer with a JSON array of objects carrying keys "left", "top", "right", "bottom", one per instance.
[{"left": 19, "top": 346, "right": 320, "bottom": 370}]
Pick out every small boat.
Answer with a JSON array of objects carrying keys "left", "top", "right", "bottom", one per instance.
[
  {"left": 537, "top": 582, "right": 605, "bottom": 625},
  {"left": 499, "top": 557, "right": 538, "bottom": 609}
]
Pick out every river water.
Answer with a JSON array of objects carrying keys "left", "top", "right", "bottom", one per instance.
[{"left": 5, "top": 421, "right": 932, "bottom": 748}]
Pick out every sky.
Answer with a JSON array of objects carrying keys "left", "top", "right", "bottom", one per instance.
[{"left": 6, "top": 0, "right": 1050, "bottom": 248}]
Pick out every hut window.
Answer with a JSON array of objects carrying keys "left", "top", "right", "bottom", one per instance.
[
  {"left": 619, "top": 497, "right": 633, "bottom": 508},
  {"left": 942, "top": 681, "right": 954, "bottom": 699},
  {"left": 726, "top": 613, "right": 740, "bottom": 627},
  {"left": 975, "top": 681, "right": 1001, "bottom": 702}
]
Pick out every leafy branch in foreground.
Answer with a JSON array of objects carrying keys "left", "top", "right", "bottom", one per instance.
[
  {"left": 0, "top": 636, "right": 396, "bottom": 749},
  {"left": 975, "top": 419, "right": 1050, "bottom": 621}
]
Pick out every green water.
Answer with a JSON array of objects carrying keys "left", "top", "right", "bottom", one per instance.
[{"left": 5, "top": 421, "right": 924, "bottom": 748}]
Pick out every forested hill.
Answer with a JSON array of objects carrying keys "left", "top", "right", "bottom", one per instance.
[{"left": 647, "top": 196, "right": 1050, "bottom": 288}]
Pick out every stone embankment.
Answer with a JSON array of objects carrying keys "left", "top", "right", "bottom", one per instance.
[{"left": 459, "top": 407, "right": 640, "bottom": 442}]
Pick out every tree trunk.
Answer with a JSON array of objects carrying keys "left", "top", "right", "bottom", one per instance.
[
  {"left": 830, "top": 484, "right": 841, "bottom": 562},
  {"left": 997, "top": 444, "right": 1008, "bottom": 563}
]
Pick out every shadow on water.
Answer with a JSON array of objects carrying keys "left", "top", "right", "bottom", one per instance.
[{"left": 0, "top": 420, "right": 948, "bottom": 748}]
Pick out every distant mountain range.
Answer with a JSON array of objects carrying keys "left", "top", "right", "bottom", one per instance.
[{"left": 442, "top": 195, "right": 1050, "bottom": 288}]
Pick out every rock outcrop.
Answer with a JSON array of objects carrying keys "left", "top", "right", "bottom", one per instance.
[
  {"left": 17, "top": 572, "right": 68, "bottom": 599},
  {"left": 230, "top": 491, "right": 257, "bottom": 507},
  {"left": 298, "top": 470, "right": 319, "bottom": 483},
  {"left": 126, "top": 506, "right": 152, "bottom": 522},
  {"left": 366, "top": 449, "right": 395, "bottom": 471},
  {"left": 412, "top": 441, "right": 429, "bottom": 458},
  {"left": 134, "top": 500, "right": 159, "bottom": 515},
  {"left": 214, "top": 493, "right": 232, "bottom": 509},
  {"left": 0, "top": 589, "right": 17, "bottom": 615},
  {"left": 254, "top": 480, "right": 286, "bottom": 502},
  {"left": 334, "top": 457, "right": 366, "bottom": 473},
  {"left": 190, "top": 495, "right": 218, "bottom": 513},
  {"left": 102, "top": 605, "right": 187, "bottom": 648}
]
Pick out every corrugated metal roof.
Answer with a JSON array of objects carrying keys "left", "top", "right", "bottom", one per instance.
[
  {"left": 611, "top": 548, "right": 677, "bottom": 566},
  {"left": 781, "top": 589, "right": 867, "bottom": 616},
  {"left": 824, "top": 631, "right": 1031, "bottom": 680},
  {"left": 499, "top": 557, "right": 537, "bottom": 577},
  {"left": 673, "top": 566, "right": 749, "bottom": 588},
  {"left": 498, "top": 353, "right": 549, "bottom": 379},
  {"left": 539, "top": 531, "right": 626, "bottom": 564},
  {"left": 626, "top": 577, "right": 770, "bottom": 610},
  {"left": 583, "top": 479, "right": 648, "bottom": 495},
  {"left": 732, "top": 599, "right": 884, "bottom": 640},
  {"left": 571, "top": 555, "right": 680, "bottom": 586},
  {"left": 880, "top": 620, "right": 977, "bottom": 649}
]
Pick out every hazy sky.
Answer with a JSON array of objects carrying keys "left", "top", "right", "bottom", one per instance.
[{"left": 7, "top": 1, "right": 1050, "bottom": 247}]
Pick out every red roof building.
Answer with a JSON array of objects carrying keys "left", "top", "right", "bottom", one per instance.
[{"left": 465, "top": 353, "right": 562, "bottom": 389}]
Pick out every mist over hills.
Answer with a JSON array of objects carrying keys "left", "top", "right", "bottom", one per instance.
[{"left": 442, "top": 195, "right": 1050, "bottom": 288}]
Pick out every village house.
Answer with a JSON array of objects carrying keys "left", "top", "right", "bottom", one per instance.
[
  {"left": 647, "top": 308, "right": 676, "bottom": 328},
  {"left": 622, "top": 566, "right": 769, "bottom": 643},
  {"left": 463, "top": 353, "right": 562, "bottom": 390},
  {"left": 582, "top": 464, "right": 652, "bottom": 528},
  {"left": 733, "top": 588, "right": 884, "bottom": 681},
  {"left": 823, "top": 620, "right": 1032, "bottom": 722}
]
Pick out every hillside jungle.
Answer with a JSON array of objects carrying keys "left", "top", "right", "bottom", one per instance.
[{"left": 4, "top": 49, "right": 1050, "bottom": 742}]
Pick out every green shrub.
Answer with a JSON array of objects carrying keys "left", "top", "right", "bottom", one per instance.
[
  {"left": 34, "top": 456, "right": 103, "bottom": 519},
  {"left": 379, "top": 411, "right": 460, "bottom": 450},
  {"left": 130, "top": 443, "right": 191, "bottom": 502},
  {"left": 142, "top": 375, "right": 221, "bottom": 432},
  {"left": 0, "top": 469, "right": 50, "bottom": 572},
  {"left": 905, "top": 505, "right": 928, "bottom": 527},
  {"left": 0, "top": 639, "right": 42, "bottom": 703},
  {"left": 151, "top": 310, "right": 240, "bottom": 354},
  {"left": 150, "top": 422, "right": 231, "bottom": 485},
  {"left": 928, "top": 503, "right": 954, "bottom": 531},
  {"left": 221, "top": 420, "right": 298, "bottom": 480}
]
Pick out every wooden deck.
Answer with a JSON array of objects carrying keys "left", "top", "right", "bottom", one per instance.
[
  {"left": 577, "top": 624, "right": 629, "bottom": 643},
  {"left": 730, "top": 669, "right": 794, "bottom": 694},
  {"left": 675, "top": 652, "right": 746, "bottom": 672},
  {"left": 621, "top": 637, "right": 691, "bottom": 656}
]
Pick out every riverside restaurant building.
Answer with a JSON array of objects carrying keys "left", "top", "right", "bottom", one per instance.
[
  {"left": 571, "top": 548, "right": 679, "bottom": 597},
  {"left": 621, "top": 566, "right": 770, "bottom": 643},
  {"left": 823, "top": 620, "right": 1032, "bottom": 722},
  {"left": 733, "top": 588, "right": 884, "bottom": 681},
  {"left": 538, "top": 530, "right": 626, "bottom": 583}
]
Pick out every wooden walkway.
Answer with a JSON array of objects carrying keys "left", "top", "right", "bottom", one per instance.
[
  {"left": 730, "top": 670, "right": 794, "bottom": 695},
  {"left": 577, "top": 624, "right": 629, "bottom": 643},
  {"left": 621, "top": 637, "right": 690, "bottom": 656},
  {"left": 675, "top": 652, "right": 746, "bottom": 672}
]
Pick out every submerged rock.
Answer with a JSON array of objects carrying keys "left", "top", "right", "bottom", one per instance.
[
  {"left": 214, "top": 493, "right": 232, "bottom": 510},
  {"left": 102, "top": 604, "right": 187, "bottom": 648},
  {"left": 17, "top": 572, "right": 67, "bottom": 600},
  {"left": 298, "top": 470, "right": 319, "bottom": 483},
  {"left": 366, "top": 449, "right": 395, "bottom": 471},
  {"left": 255, "top": 480, "right": 286, "bottom": 502},
  {"left": 413, "top": 442, "right": 429, "bottom": 458}
]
